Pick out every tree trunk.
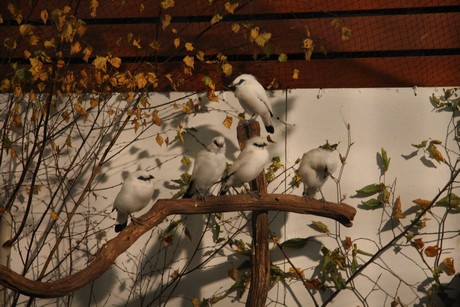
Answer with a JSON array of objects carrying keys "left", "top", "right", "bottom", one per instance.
[
  {"left": 0, "top": 214, "right": 12, "bottom": 306},
  {"left": 236, "top": 122, "right": 271, "bottom": 307}
]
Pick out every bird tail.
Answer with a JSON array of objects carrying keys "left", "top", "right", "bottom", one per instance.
[
  {"left": 261, "top": 112, "right": 274, "bottom": 134},
  {"left": 115, "top": 222, "right": 127, "bottom": 233},
  {"left": 303, "top": 186, "right": 317, "bottom": 198},
  {"left": 182, "top": 181, "right": 196, "bottom": 199}
]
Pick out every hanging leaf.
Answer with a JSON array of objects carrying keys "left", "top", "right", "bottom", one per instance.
[
  {"left": 50, "top": 211, "right": 59, "bottom": 221},
  {"left": 427, "top": 143, "right": 445, "bottom": 163},
  {"left": 343, "top": 236, "right": 352, "bottom": 251},
  {"left": 152, "top": 110, "right": 162, "bottom": 126},
  {"left": 393, "top": 196, "right": 406, "bottom": 219},
  {"left": 70, "top": 41, "right": 82, "bottom": 55},
  {"left": 380, "top": 147, "right": 390, "bottom": 173},
  {"left": 288, "top": 267, "right": 305, "bottom": 279},
  {"left": 310, "top": 221, "right": 329, "bottom": 234},
  {"left": 211, "top": 14, "right": 222, "bottom": 25},
  {"left": 161, "top": 0, "right": 175, "bottom": 9},
  {"left": 183, "top": 55, "right": 194, "bottom": 68},
  {"left": 90, "top": 0, "right": 99, "bottom": 17},
  {"left": 424, "top": 245, "right": 439, "bottom": 257},
  {"left": 224, "top": 2, "right": 239, "bottom": 14},
  {"left": 185, "top": 42, "right": 194, "bottom": 51},
  {"left": 412, "top": 198, "right": 432, "bottom": 210},
  {"left": 355, "top": 183, "right": 384, "bottom": 197},
  {"left": 292, "top": 69, "right": 299, "bottom": 79},
  {"left": 40, "top": 10, "right": 48, "bottom": 24},
  {"left": 173, "top": 38, "right": 181, "bottom": 48},
  {"left": 231, "top": 23, "right": 240, "bottom": 33},
  {"left": 223, "top": 116, "right": 233, "bottom": 129},
  {"left": 108, "top": 56, "right": 122, "bottom": 68},
  {"left": 412, "top": 140, "right": 428, "bottom": 149},
  {"left": 442, "top": 257, "right": 456, "bottom": 276},
  {"left": 341, "top": 26, "right": 352, "bottom": 40},
  {"left": 221, "top": 62, "right": 232, "bottom": 77},
  {"left": 278, "top": 53, "right": 288, "bottom": 62},
  {"left": 92, "top": 56, "right": 107, "bottom": 72},
  {"left": 360, "top": 198, "right": 383, "bottom": 210},
  {"left": 280, "top": 238, "right": 308, "bottom": 249}
]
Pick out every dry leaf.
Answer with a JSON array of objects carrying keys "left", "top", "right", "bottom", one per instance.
[
  {"left": 223, "top": 116, "right": 233, "bottom": 129},
  {"left": 162, "top": 14, "right": 171, "bottom": 30},
  {"left": 341, "top": 26, "right": 352, "bottom": 40},
  {"left": 185, "top": 42, "right": 194, "bottom": 51},
  {"left": 211, "top": 14, "right": 222, "bottom": 25},
  {"left": 161, "top": 0, "right": 175, "bottom": 9},
  {"left": 109, "top": 56, "right": 122, "bottom": 68},
  {"left": 90, "top": 0, "right": 99, "bottom": 17},
  {"left": 228, "top": 267, "right": 238, "bottom": 280},
  {"left": 83, "top": 47, "right": 92, "bottom": 62},
  {"left": 221, "top": 62, "right": 232, "bottom": 77},
  {"left": 288, "top": 267, "right": 305, "bottom": 279},
  {"left": 50, "top": 211, "right": 59, "bottom": 221},
  {"left": 443, "top": 257, "right": 456, "bottom": 276},
  {"left": 424, "top": 245, "right": 439, "bottom": 257},
  {"left": 413, "top": 238, "right": 424, "bottom": 249},
  {"left": 173, "top": 38, "right": 180, "bottom": 48},
  {"left": 224, "top": 1, "right": 239, "bottom": 14},
  {"left": 412, "top": 198, "right": 432, "bottom": 210},
  {"left": 393, "top": 196, "right": 406, "bottom": 219},
  {"left": 70, "top": 41, "right": 81, "bottom": 55},
  {"left": 231, "top": 23, "right": 240, "bottom": 33},
  {"left": 343, "top": 236, "right": 352, "bottom": 251},
  {"left": 292, "top": 69, "right": 299, "bottom": 79},
  {"left": 19, "top": 24, "right": 33, "bottom": 36},
  {"left": 132, "top": 38, "right": 142, "bottom": 49},
  {"left": 183, "top": 55, "right": 194, "bottom": 68},
  {"left": 40, "top": 10, "right": 48, "bottom": 23},
  {"left": 92, "top": 56, "right": 107, "bottom": 72},
  {"left": 156, "top": 133, "right": 164, "bottom": 146}
]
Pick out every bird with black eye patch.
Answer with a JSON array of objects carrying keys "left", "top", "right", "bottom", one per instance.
[
  {"left": 112, "top": 170, "right": 155, "bottom": 232},
  {"left": 183, "top": 135, "right": 227, "bottom": 199},
  {"left": 231, "top": 74, "right": 275, "bottom": 134},
  {"left": 220, "top": 136, "right": 269, "bottom": 195},
  {"left": 298, "top": 147, "right": 337, "bottom": 199}
]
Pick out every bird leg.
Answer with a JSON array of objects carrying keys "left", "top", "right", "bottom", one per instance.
[{"left": 130, "top": 214, "right": 143, "bottom": 226}]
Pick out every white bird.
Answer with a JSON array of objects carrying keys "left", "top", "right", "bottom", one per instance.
[
  {"left": 183, "top": 135, "right": 227, "bottom": 198},
  {"left": 298, "top": 147, "right": 337, "bottom": 198},
  {"left": 112, "top": 170, "right": 155, "bottom": 232},
  {"left": 220, "top": 136, "right": 269, "bottom": 195},
  {"left": 232, "top": 74, "right": 274, "bottom": 134}
]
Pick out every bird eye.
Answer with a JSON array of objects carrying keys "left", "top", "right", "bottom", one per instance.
[
  {"left": 214, "top": 140, "right": 223, "bottom": 147},
  {"left": 237, "top": 79, "right": 245, "bottom": 85}
]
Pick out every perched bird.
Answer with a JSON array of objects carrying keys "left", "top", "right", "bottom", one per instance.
[
  {"left": 220, "top": 136, "right": 269, "bottom": 195},
  {"left": 112, "top": 170, "right": 155, "bottom": 232},
  {"left": 231, "top": 74, "right": 274, "bottom": 134},
  {"left": 298, "top": 147, "right": 337, "bottom": 198},
  {"left": 183, "top": 135, "right": 227, "bottom": 198}
]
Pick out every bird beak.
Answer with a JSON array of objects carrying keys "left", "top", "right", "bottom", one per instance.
[
  {"left": 149, "top": 175, "right": 155, "bottom": 180},
  {"left": 228, "top": 83, "right": 235, "bottom": 88}
]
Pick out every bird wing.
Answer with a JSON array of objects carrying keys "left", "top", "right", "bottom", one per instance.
[{"left": 254, "top": 83, "right": 273, "bottom": 117}]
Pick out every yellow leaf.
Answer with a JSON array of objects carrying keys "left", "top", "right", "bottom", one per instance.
[
  {"left": 341, "top": 26, "right": 352, "bottom": 41},
  {"left": 288, "top": 267, "right": 305, "bottom": 279},
  {"left": 196, "top": 50, "right": 205, "bottom": 61},
  {"left": 412, "top": 198, "right": 432, "bottom": 210},
  {"left": 147, "top": 72, "right": 158, "bottom": 87},
  {"left": 210, "top": 14, "right": 222, "bottom": 25},
  {"left": 443, "top": 257, "right": 456, "bottom": 276},
  {"left": 424, "top": 245, "right": 439, "bottom": 257},
  {"left": 231, "top": 23, "right": 240, "bottom": 33},
  {"left": 292, "top": 69, "right": 299, "bottom": 79},
  {"left": 173, "top": 38, "right": 180, "bottom": 48},
  {"left": 183, "top": 55, "right": 194, "bottom": 68},
  {"left": 92, "top": 56, "right": 107, "bottom": 72},
  {"left": 161, "top": 0, "right": 175, "bottom": 9},
  {"left": 90, "top": 0, "right": 99, "bottom": 17},
  {"left": 224, "top": 1, "right": 239, "bottom": 14},
  {"left": 149, "top": 40, "right": 160, "bottom": 50},
  {"left": 156, "top": 133, "right": 164, "bottom": 146},
  {"left": 40, "top": 10, "right": 48, "bottom": 24},
  {"left": 139, "top": 3, "right": 145, "bottom": 13},
  {"left": 50, "top": 211, "right": 59, "bottom": 221},
  {"left": 0, "top": 79, "right": 11, "bottom": 92},
  {"left": 83, "top": 47, "right": 92, "bottom": 62},
  {"left": 70, "top": 41, "right": 81, "bottom": 55},
  {"left": 135, "top": 73, "right": 148, "bottom": 89},
  {"left": 185, "top": 42, "right": 194, "bottom": 51},
  {"left": 44, "top": 39, "right": 56, "bottom": 48},
  {"left": 109, "top": 56, "right": 122, "bottom": 68},
  {"left": 223, "top": 116, "right": 233, "bottom": 129},
  {"left": 152, "top": 110, "right": 162, "bottom": 126},
  {"left": 393, "top": 196, "right": 406, "bottom": 219},
  {"left": 221, "top": 62, "right": 232, "bottom": 77},
  {"left": 90, "top": 97, "right": 99, "bottom": 108},
  {"left": 250, "top": 27, "right": 259, "bottom": 41},
  {"left": 255, "top": 32, "right": 271, "bottom": 47},
  {"left": 14, "top": 86, "right": 22, "bottom": 98},
  {"left": 132, "top": 38, "right": 142, "bottom": 49},
  {"left": 29, "top": 35, "right": 40, "bottom": 46},
  {"left": 19, "top": 24, "right": 33, "bottom": 36},
  {"left": 192, "top": 297, "right": 200, "bottom": 307},
  {"left": 24, "top": 50, "right": 31, "bottom": 59},
  {"left": 65, "top": 135, "right": 72, "bottom": 147}
]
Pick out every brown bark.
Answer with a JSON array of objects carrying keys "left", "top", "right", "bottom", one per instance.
[{"left": 0, "top": 195, "right": 356, "bottom": 298}]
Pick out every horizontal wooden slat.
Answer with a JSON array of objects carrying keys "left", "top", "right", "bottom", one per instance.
[
  {"left": 1, "top": 55, "right": 458, "bottom": 91},
  {"left": 1, "top": 0, "right": 459, "bottom": 21},
  {"left": 1, "top": 13, "right": 458, "bottom": 59}
]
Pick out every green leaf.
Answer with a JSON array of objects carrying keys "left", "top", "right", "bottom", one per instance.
[
  {"left": 355, "top": 183, "right": 384, "bottom": 197},
  {"left": 437, "top": 193, "right": 460, "bottom": 210},
  {"left": 380, "top": 147, "right": 390, "bottom": 173},
  {"left": 280, "top": 238, "right": 308, "bottom": 249},
  {"left": 412, "top": 140, "right": 428, "bottom": 149},
  {"left": 360, "top": 198, "right": 383, "bottom": 210},
  {"left": 278, "top": 53, "right": 288, "bottom": 62},
  {"left": 310, "top": 221, "right": 329, "bottom": 234}
]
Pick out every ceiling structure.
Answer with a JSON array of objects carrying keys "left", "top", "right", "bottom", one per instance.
[{"left": 1, "top": 0, "right": 459, "bottom": 92}]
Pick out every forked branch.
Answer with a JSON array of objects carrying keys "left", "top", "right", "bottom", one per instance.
[{"left": 0, "top": 194, "right": 356, "bottom": 298}]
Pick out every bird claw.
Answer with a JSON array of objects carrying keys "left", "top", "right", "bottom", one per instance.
[
  {"left": 247, "top": 190, "right": 261, "bottom": 199},
  {"left": 130, "top": 216, "right": 143, "bottom": 225}
]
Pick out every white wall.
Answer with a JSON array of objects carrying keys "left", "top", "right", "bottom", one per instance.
[{"left": 3, "top": 87, "right": 459, "bottom": 306}]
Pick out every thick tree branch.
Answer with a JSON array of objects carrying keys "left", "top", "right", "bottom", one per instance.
[{"left": 0, "top": 195, "right": 356, "bottom": 298}]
